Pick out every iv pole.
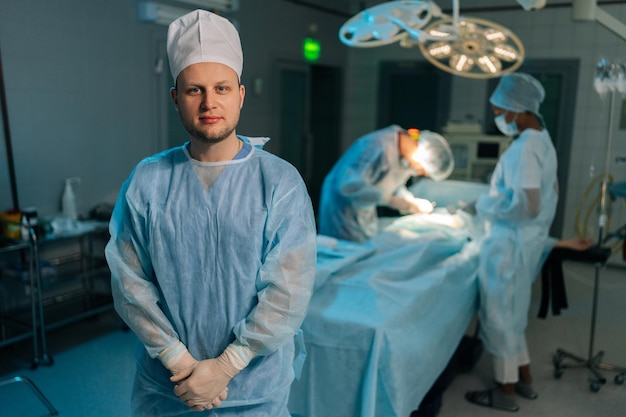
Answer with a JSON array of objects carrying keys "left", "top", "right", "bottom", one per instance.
[
  {"left": 598, "top": 90, "right": 615, "bottom": 248},
  {"left": 553, "top": 87, "right": 626, "bottom": 391},
  {"left": 550, "top": 0, "right": 626, "bottom": 392},
  {"left": 592, "top": 89, "right": 626, "bottom": 382}
]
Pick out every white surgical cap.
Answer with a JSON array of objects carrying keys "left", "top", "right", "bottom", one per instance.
[
  {"left": 414, "top": 130, "right": 454, "bottom": 182},
  {"left": 167, "top": 10, "right": 243, "bottom": 82},
  {"left": 489, "top": 73, "right": 545, "bottom": 115}
]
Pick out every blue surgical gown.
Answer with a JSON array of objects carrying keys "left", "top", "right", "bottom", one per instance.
[
  {"left": 318, "top": 125, "right": 416, "bottom": 242},
  {"left": 476, "top": 128, "right": 558, "bottom": 359},
  {"left": 105, "top": 138, "right": 317, "bottom": 416}
]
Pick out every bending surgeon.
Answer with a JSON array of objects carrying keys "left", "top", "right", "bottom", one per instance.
[
  {"left": 465, "top": 73, "right": 558, "bottom": 413},
  {"left": 105, "top": 10, "right": 316, "bottom": 417},
  {"left": 318, "top": 125, "right": 454, "bottom": 242}
]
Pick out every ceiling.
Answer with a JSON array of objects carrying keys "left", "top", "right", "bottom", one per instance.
[{"left": 285, "top": 0, "right": 543, "bottom": 16}]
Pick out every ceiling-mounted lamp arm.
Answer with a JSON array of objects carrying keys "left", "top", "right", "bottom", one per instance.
[
  {"left": 429, "top": 1, "right": 444, "bottom": 18},
  {"left": 391, "top": 16, "right": 456, "bottom": 42},
  {"left": 573, "top": 0, "right": 626, "bottom": 41},
  {"left": 391, "top": 1, "right": 458, "bottom": 43},
  {"left": 390, "top": 17, "right": 421, "bottom": 40},
  {"left": 589, "top": 8, "right": 626, "bottom": 40},
  {"left": 451, "top": 0, "right": 459, "bottom": 26}
]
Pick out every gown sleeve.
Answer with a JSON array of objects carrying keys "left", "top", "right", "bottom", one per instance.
[
  {"left": 338, "top": 145, "right": 391, "bottom": 208},
  {"left": 232, "top": 178, "right": 317, "bottom": 357},
  {"left": 105, "top": 174, "right": 186, "bottom": 363}
]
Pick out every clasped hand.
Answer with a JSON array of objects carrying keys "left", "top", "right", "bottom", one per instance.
[{"left": 170, "top": 355, "right": 232, "bottom": 412}]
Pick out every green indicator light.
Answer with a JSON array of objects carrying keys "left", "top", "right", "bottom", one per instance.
[{"left": 303, "top": 37, "right": 321, "bottom": 62}]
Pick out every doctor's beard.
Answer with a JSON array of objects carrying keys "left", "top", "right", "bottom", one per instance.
[{"left": 184, "top": 116, "right": 239, "bottom": 145}]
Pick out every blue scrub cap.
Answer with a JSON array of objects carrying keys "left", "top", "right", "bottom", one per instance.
[{"left": 489, "top": 73, "right": 545, "bottom": 115}]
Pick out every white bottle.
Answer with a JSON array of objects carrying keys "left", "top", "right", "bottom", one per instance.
[
  {"left": 21, "top": 213, "right": 30, "bottom": 241},
  {"left": 62, "top": 177, "right": 80, "bottom": 220}
]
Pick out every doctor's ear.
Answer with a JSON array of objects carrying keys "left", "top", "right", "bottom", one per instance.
[
  {"left": 239, "top": 85, "right": 246, "bottom": 109},
  {"left": 170, "top": 87, "right": 178, "bottom": 106}
]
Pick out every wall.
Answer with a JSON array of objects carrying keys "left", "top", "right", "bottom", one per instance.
[
  {"left": 343, "top": 3, "right": 626, "bottom": 245},
  {"left": 2, "top": 1, "right": 625, "bottom": 250},
  {"left": 0, "top": 0, "right": 347, "bottom": 218},
  {"left": 1, "top": 0, "right": 159, "bottom": 216}
]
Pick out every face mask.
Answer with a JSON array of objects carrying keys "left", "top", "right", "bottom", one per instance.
[{"left": 494, "top": 113, "right": 519, "bottom": 137}]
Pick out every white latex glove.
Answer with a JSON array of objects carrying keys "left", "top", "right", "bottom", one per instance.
[
  {"left": 388, "top": 195, "right": 434, "bottom": 214},
  {"left": 412, "top": 197, "right": 435, "bottom": 214},
  {"left": 388, "top": 195, "right": 414, "bottom": 214},
  {"left": 165, "top": 350, "right": 198, "bottom": 379},
  {"left": 170, "top": 347, "right": 242, "bottom": 411}
]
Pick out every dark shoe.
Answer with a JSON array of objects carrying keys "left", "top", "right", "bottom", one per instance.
[
  {"left": 465, "top": 389, "right": 520, "bottom": 412},
  {"left": 411, "top": 391, "right": 442, "bottom": 417},
  {"left": 515, "top": 381, "right": 538, "bottom": 400}
]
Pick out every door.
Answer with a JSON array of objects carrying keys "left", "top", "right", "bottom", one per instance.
[
  {"left": 277, "top": 62, "right": 310, "bottom": 178},
  {"left": 377, "top": 61, "right": 452, "bottom": 132},
  {"left": 276, "top": 62, "right": 343, "bottom": 216}
]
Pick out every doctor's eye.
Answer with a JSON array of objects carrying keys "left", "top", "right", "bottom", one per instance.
[{"left": 215, "top": 85, "right": 230, "bottom": 94}]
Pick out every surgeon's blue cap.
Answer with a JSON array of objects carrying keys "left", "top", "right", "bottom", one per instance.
[{"left": 489, "top": 73, "right": 545, "bottom": 115}]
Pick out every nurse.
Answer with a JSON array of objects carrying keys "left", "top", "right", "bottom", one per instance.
[
  {"left": 105, "top": 10, "right": 317, "bottom": 417},
  {"left": 318, "top": 125, "right": 454, "bottom": 242},
  {"left": 466, "top": 73, "right": 558, "bottom": 412}
]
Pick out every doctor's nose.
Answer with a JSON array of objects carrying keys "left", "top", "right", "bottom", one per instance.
[{"left": 200, "top": 92, "right": 216, "bottom": 109}]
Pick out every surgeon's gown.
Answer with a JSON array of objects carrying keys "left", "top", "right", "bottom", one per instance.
[
  {"left": 105, "top": 138, "right": 317, "bottom": 416},
  {"left": 318, "top": 125, "right": 416, "bottom": 242},
  {"left": 476, "top": 128, "right": 558, "bottom": 359}
]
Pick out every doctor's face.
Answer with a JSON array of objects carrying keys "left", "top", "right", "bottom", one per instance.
[
  {"left": 398, "top": 133, "right": 426, "bottom": 176},
  {"left": 171, "top": 62, "right": 245, "bottom": 144},
  {"left": 491, "top": 105, "right": 516, "bottom": 122}
]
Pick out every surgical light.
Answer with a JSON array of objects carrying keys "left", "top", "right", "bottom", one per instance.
[
  {"left": 418, "top": 16, "right": 524, "bottom": 79},
  {"left": 339, "top": 1, "right": 434, "bottom": 48},
  {"left": 484, "top": 29, "right": 507, "bottom": 43},
  {"left": 477, "top": 55, "right": 501, "bottom": 74},
  {"left": 428, "top": 28, "right": 454, "bottom": 38},
  {"left": 428, "top": 42, "right": 452, "bottom": 58},
  {"left": 450, "top": 54, "right": 473, "bottom": 72},
  {"left": 338, "top": 1, "right": 526, "bottom": 79},
  {"left": 494, "top": 45, "right": 519, "bottom": 62}
]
